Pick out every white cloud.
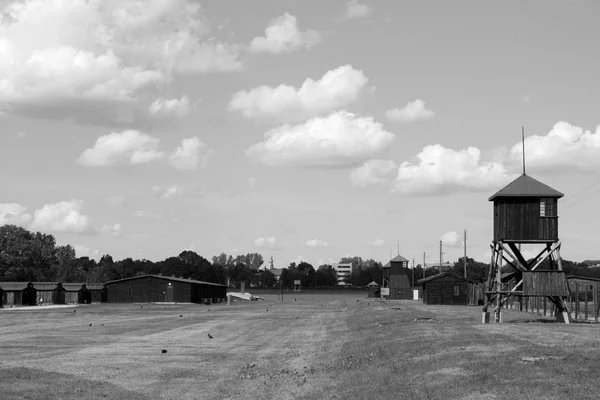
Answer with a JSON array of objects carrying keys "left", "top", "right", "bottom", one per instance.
[
  {"left": 344, "top": 1, "right": 372, "bottom": 19},
  {"left": 441, "top": 231, "right": 462, "bottom": 248},
  {"left": 509, "top": 121, "right": 600, "bottom": 172},
  {"left": 368, "top": 238, "right": 385, "bottom": 248},
  {"left": 254, "top": 236, "right": 278, "bottom": 249},
  {"left": 393, "top": 144, "right": 513, "bottom": 196},
  {"left": 99, "top": 223, "right": 122, "bottom": 237},
  {"left": 168, "top": 137, "right": 212, "bottom": 171},
  {"left": 30, "top": 199, "right": 92, "bottom": 233},
  {"left": 133, "top": 210, "right": 161, "bottom": 218},
  {"left": 148, "top": 96, "right": 191, "bottom": 119},
  {"left": 385, "top": 99, "right": 435, "bottom": 123},
  {"left": 78, "top": 130, "right": 164, "bottom": 166},
  {"left": 152, "top": 185, "right": 187, "bottom": 199},
  {"left": 350, "top": 159, "right": 397, "bottom": 187},
  {"left": 74, "top": 244, "right": 100, "bottom": 260},
  {"left": 229, "top": 65, "right": 368, "bottom": 122},
  {"left": 306, "top": 239, "right": 329, "bottom": 247},
  {"left": 0, "top": 203, "right": 33, "bottom": 226},
  {"left": 106, "top": 196, "right": 126, "bottom": 206},
  {"left": 248, "top": 13, "right": 320, "bottom": 54},
  {"left": 248, "top": 177, "right": 257, "bottom": 189},
  {"left": 246, "top": 111, "right": 395, "bottom": 167},
  {"left": 0, "top": 0, "right": 241, "bottom": 123}
]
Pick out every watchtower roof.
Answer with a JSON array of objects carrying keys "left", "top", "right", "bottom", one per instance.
[{"left": 488, "top": 174, "right": 564, "bottom": 201}]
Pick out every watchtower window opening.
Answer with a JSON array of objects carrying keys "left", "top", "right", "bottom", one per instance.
[{"left": 540, "top": 199, "right": 546, "bottom": 216}]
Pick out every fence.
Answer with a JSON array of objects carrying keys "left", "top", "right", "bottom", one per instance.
[{"left": 467, "top": 278, "right": 600, "bottom": 322}]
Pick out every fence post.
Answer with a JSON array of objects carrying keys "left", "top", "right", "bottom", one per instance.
[
  {"left": 594, "top": 282, "right": 599, "bottom": 323},
  {"left": 575, "top": 283, "right": 580, "bottom": 320}
]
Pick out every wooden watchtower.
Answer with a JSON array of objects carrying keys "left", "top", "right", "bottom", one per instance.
[{"left": 483, "top": 172, "right": 571, "bottom": 323}]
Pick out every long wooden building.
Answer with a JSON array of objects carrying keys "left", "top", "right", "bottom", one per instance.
[
  {"left": 382, "top": 255, "right": 412, "bottom": 300},
  {"left": 418, "top": 272, "right": 473, "bottom": 305},
  {"left": 105, "top": 275, "right": 228, "bottom": 304},
  {"left": 0, "top": 282, "right": 106, "bottom": 306}
]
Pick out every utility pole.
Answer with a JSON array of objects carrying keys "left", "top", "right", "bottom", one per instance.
[
  {"left": 397, "top": 239, "right": 400, "bottom": 256},
  {"left": 439, "top": 241, "right": 443, "bottom": 273},
  {"left": 412, "top": 258, "right": 415, "bottom": 289},
  {"left": 423, "top": 252, "right": 426, "bottom": 280},
  {"left": 463, "top": 229, "right": 468, "bottom": 279}
]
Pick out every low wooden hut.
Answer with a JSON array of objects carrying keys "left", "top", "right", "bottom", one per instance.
[
  {"left": 367, "top": 281, "right": 380, "bottom": 298},
  {"left": 52, "top": 283, "right": 67, "bottom": 304},
  {"left": 22, "top": 282, "right": 37, "bottom": 306},
  {"left": 418, "top": 272, "right": 474, "bottom": 305},
  {"left": 78, "top": 284, "right": 92, "bottom": 304},
  {"left": 105, "top": 275, "right": 228, "bottom": 304}
]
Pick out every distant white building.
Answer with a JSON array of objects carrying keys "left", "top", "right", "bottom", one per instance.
[{"left": 332, "top": 263, "right": 353, "bottom": 286}]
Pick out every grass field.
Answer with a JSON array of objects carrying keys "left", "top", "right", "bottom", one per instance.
[{"left": 2, "top": 292, "right": 600, "bottom": 400}]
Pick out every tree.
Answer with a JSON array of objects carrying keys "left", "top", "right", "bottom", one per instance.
[
  {"left": 54, "top": 245, "right": 79, "bottom": 282},
  {"left": 452, "top": 257, "right": 488, "bottom": 283},
  {"left": 0, "top": 225, "right": 56, "bottom": 281},
  {"left": 314, "top": 264, "right": 337, "bottom": 287},
  {"left": 297, "top": 262, "right": 315, "bottom": 287},
  {"left": 260, "top": 269, "right": 276, "bottom": 287}
]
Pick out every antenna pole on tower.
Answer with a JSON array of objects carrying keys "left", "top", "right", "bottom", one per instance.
[{"left": 522, "top": 126, "right": 526, "bottom": 175}]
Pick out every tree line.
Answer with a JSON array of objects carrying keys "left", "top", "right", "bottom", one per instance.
[{"left": 2, "top": 225, "right": 599, "bottom": 288}]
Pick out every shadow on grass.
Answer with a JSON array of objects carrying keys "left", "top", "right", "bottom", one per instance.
[{"left": 0, "top": 367, "right": 151, "bottom": 400}]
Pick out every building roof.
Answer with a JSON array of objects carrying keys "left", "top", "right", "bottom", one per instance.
[
  {"left": 367, "top": 281, "right": 380, "bottom": 287},
  {"left": 489, "top": 174, "right": 564, "bottom": 201},
  {"left": 383, "top": 255, "right": 409, "bottom": 268},
  {"left": 417, "top": 271, "right": 476, "bottom": 284},
  {"left": 0, "top": 282, "right": 105, "bottom": 291},
  {"left": 104, "top": 275, "right": 227, "bottom": 287}
]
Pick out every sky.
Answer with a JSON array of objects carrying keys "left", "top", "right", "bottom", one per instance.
[{"left": 1, "top": 0, "right": 600, "bottom": 268}]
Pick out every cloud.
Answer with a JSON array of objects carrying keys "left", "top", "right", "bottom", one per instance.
[
  {"left": 344, "top": 1, "right": 372, "bottom": 19},
  {"left": 105, "top": 196, "right": 126, "bottom": 206},
  {"left": 385, "top": 99, "right": 435, "bottom": 123},
  {"left": 98, "top": 223, "right": 122, "bottom": 237},
  {"left": 306, "top": 239, "right": 329, "bottom": 247},
  {"left": 78, "top": 130, "right": 164, "bottom": 166},
  {"left": 0, "top": 203, "right": 33, "bottom": 226},
  {"left": 168, "top": 137, "right": 212, "bottom": 171},
  {"left": 509, "top": 121, "right": 600, "bottom": 172},
  {"left": 30, "top": 199, "right": 92, "bottom": 233},
  {"left": 441, "top": 231, "right": 462, "bottom": 248},
  {"left": 393, "top": 144, "right": 513, "bottom": 196},
  {"left": 246, "top": 111, "right": 395, "bottom": 167},
  {"left": 368, "top": 239, "right": 385, "bottom": 248},
  {"left": 350, "top": 159, "right": 397, "bottom": 187},
  {"left": 133, "top": 210, "right": 161, "bottom": 219},
  {"left": 0, "top": 0, "right": 241, "bottom": 124},
  {"left": 152, "top": 185, "right": 187, "bottom": 199},
  {"left": 229, "top": 65, "right": 368, "bottom": 123},
  {"left": 148, "top": 96, "right": 192, "bottom": 119},
  {"left": 248, "top": 177, "right": 256, "bottom": 189},
  {"left": 254, "top": 236, "right": 278, "bottom": 249},
  {"left": 78, "top": 132, "right": 211, "bottom": 170},
  {"left": 248, "top": 13, "right": 320, "bottom": 54},
  {"left": 74, "top": 244, "right": 100, "bottom": 260}
]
